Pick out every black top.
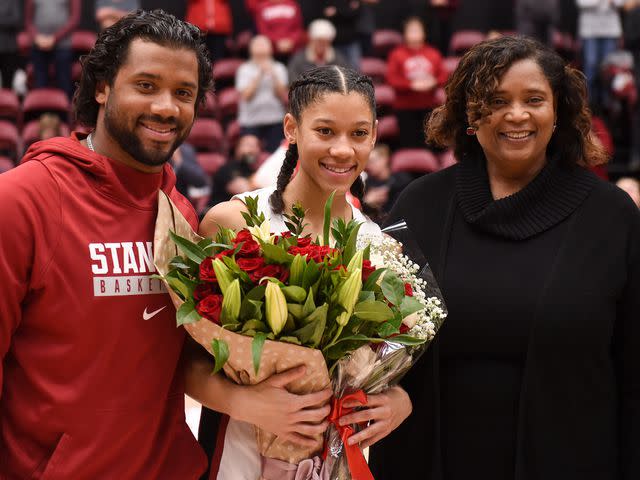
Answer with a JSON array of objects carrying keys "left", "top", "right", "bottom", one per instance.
[{"left": 369, "top": 159, "right": 640, "bottom": 480}]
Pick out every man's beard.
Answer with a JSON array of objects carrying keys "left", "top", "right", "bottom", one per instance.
[{"left": 104, "top": 100, "right": 188, "bottom": 167}]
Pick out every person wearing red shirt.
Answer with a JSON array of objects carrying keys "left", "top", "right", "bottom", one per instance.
[
  {"left": 386, "top": 16, "right": 447, "bottom": 148},
  {"left": 186, "top": 0, "right": 233, "bottom": 59},
  {"left": 247, "top": 0, "right": 305, "bottom": 60}
]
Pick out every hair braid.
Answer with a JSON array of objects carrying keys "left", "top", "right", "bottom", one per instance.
[{"left": 269, "top": 143, "right": 298, "bottom": 214}]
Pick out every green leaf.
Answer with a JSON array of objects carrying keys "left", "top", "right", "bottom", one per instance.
[
  {"left": 215, "top": 227, "right": 236, "bottom": 249},
  {"left": 252, "top": 332, "right": 267, "bottom": 375},
  {"left": 240, "top": 298, "right": 263, "bottom": 321},
  {"left": 358, "top": 290, "right": 375, "bottom": 303},
  {"left": 242, "top": 319, "right": 269, "bottom": 333},
  {"left": 245, "top": 284, "right": 266, "bottom": 301},
  {"left": 353, "top": 300, "right": 394, "bottom": 322},
  {"left": 165, "top": 276, "right": 190, "bottom": 300},
  {"left": 287, "top": 303, "right": 305, "bottom": 320},
  {"left": 292, "top": 303, "right": 328, "bottom": 347},
  {"left": 302, "top": 289, "right": 316, "bottom": 317},
  {"left": 281, "top": 285, "right": 307, "bottom": 303},
  {"left": 342, "top": 222, "right": 363, "bottom": 265},
  {"left": 400, "top": 296, "right": 425, "bottom": 318},
  {"left": 198, "top": 238, "right": 232, "bottom": 255},
  {"left": 377, "top": 321, "right": 399, "bottom": 338},
  {"left": 221, "top": 255, "right": 252, "bottom": 284},
  {"left": 168, "top": 256, "right": 193, "bottom": 271},
  {"left": 210, "top": 338, "right": 229, "bottom": 374},
  {"left": 176, "top": 301, "right": 200, "bottom": 326},
  {"left": 260, "top": 242, "right": 294, "bottom": 264},
  {"left": 380, "top": 271, "right": 406, "bottom": 306},
  {"left": 221, "top": 322, "right": 241, "bottom": 332},
  {"left": 385, "top": 334, "right": 426, "bottom": 346},
  {"left": 363, "top": 267, "right": 387, "bottom": 292},
  {"left": 323, "top": 191, "right": 336, "bottom": 246},
  {"left": 302, "top": 259, "right": 321, "bottom": 291},
  {"left": 289, "top": 254, "right": 307, "bottom": 287},
  {"left": 169, "top": 230, "right": 207, "bottom": 263},
  {"left": 279, "top": 336, "right": 302, "bottom": 345}
]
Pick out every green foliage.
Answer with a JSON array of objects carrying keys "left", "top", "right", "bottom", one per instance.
[
  {"left": 283, "top": 202, "right": 309, "bottom": 236},
  {"left": 241, "top": 196, "right": 266, "bottom": 227},
  {"left": 210, "top": 339, "right": 229, "bottom": 374}
]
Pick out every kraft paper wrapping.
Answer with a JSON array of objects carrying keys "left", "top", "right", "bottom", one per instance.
[{"left": 154, "top": 191, "right": 331, "bottom": 465}]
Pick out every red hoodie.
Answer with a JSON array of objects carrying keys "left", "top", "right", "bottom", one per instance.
[
  {"left": 386, "top": 44, "right": 448, "bottom": 110},
  {"left": 249, "top": 0, "right": 305, "bottom": 55},
  {"left": 186, "top": 0, "right": 233, "bottom": 35},
  {"left": 0, "top": 134, "right": 206, "bottom": 479}
]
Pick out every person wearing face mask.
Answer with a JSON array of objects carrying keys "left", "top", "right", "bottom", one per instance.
[{"left": 369, "top": 35, "right": 640, "bottom": 480}]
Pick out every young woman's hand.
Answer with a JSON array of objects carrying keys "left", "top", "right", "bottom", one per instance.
[
  {"left": 231, "top": 365, "right": 333, "bottom": 447},
  {"left": 337, "top": 386, "right": 412, "bottom": 449}
]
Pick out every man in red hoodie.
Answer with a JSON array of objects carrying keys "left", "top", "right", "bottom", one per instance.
[
  {"left": 0, "top": 10, "right": 212, "bottom": 479},
  {"left": 0, "top": 10, "right": 333, "bottom": 479}
]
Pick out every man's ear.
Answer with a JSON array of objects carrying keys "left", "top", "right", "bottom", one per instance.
[
  {"left": 283, "top": 113, "right": 298, "bottom": 144},
  {"left": 95, "top": 80, "right": 109, "bottom": 106}
]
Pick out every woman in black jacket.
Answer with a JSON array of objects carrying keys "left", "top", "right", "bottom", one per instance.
[{"left": 369, "top": 35, "right": 640, "bottom": 480}]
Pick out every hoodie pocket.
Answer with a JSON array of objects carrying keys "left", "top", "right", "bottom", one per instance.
[{"left": 37, "top": 433, "right": 72, "bottom": 480}]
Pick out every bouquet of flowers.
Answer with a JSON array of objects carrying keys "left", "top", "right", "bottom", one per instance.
[{"left": 153, "top": 192, "right": 446, "bottom": 480}]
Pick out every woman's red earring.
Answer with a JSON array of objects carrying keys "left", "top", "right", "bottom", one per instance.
[{"left": 466, "top": 126, "right": 477, "bottom": 136}]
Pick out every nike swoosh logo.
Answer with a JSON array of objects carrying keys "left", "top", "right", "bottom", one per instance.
[{"left": 143, "top": 306, "right": 167, "bottom": 321}]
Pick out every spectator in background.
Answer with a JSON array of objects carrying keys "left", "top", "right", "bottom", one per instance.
[
  {"left": 171, "top": 143, "right": 211, "bottom": 215},
  {"left": 0, "top": 0, "right": 22, "bottom": 90},
  {"left": 363, "top": 144, "right": 413, "bottom": 219},
  {"left": 576, "top": 0, "right": 624, "bottom": 106},
  {"left": 25, "top": 0, "right": 80, "bottom": 100},
  {"left": 209, "top": 134, "right": 262, "bottom": 206},
  {"left": 616, "top": 176, "right": 640, "bottom": 206},
  {"left": 322, "top": 0, "right": 363, "bottom": 68},
  {"left": 515, "top": 0, "right": 559, "bottom": 46},
  {"left": 186, "top": 0, "right": 233, "bottom": 60},
  {"left": 38, "top": 113, "right": 64, "bottom": 140},
  {"left": 386, "top": 16, "right": 446, "bottom": 148},
  {"left": 356, "top": 0, "right": 378, "bottom": 57},
  {"left": 246, "top": 0, "right": 305, "bottom": 60},
  {"left": 426, "top": 0, "right": 458, "bottom": 55},
  {"left": 288, "top": 19, "right": 350, "bottom": 81},
  {"left": 624, "top": 0, "right": 640, "bottom": 169},
  {"left": 96, "top": 0, "right": 139, "bottom": 30},
  {"left": 236, "top": 35, "right": 288, "bottom": 153}
]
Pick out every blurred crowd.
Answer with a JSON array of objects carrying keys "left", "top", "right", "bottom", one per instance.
[{"left": 1, "top": 0, "right": 640, "bottom": 221}]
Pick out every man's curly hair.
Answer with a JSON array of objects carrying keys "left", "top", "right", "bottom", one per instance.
[
  {"left": 426, "top": 35, "right": 607, "bottom": 167},
  {"left": 73, "top": 9, "right": 214, "bottom": 127}
]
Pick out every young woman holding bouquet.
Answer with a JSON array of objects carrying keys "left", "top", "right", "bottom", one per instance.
[
  {"left": 193, "top": 65, "right": 413, "bottom": 479},
  {"left": 370, "top": 36, "right": 640, "bottom": 480}
]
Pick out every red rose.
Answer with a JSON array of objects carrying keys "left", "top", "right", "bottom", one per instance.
[
  {"left": 196, "top": 294, "right": 223, "bottom": 324},
  {"left": 404, "top": 283, "right": 413, "bottom": 297},
  {"left": 199, "top": 257, "right": 217, "bottom": 282},
  {"left": 274, "top": 231, "right": 293, "bottom": 245},
  {"left": 362, "top": 259, "right": 376, "bottom": 282},
  {"left": 236, "top": 238, "right": 260, "bottom": 257},
  {"left": 289, "top": 245, "right": 336, "bottom": 263},
  {"left": 399, "top": 323, "right": 410, "bottom": 334},
  {"left": 194, "top": 282, "right": 217, "bottom": 301},
  {"left": 234, "top": 229, "right": 253, "bottom": 244},
  {"left": 296, "top": 237, "right": 311, "bottom": 248},
  {"left": 250, "top": 263, "right": 289, "bottom": 284},
  {"left": 237, "top": 256, "right": 266, "bottom": 272},
  {"left": 215, "top": 248, "right": 235, "bottom": 260}
]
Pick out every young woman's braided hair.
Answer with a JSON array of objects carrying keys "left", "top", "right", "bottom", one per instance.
[{"left": 268, "top": 65, "right": 377, "bottom": 214}]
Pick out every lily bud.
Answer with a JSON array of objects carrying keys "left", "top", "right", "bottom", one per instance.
[
  {"left": 221, "top": 279, "right": 241, "bottom": 324},
  {"left": 337, "top": 268, "right": 362, "bottom": 316},
  {"left": 249, "top": 219, "right": 275, "bottom": 244},
  {"left": 346, "top": 249, "right": 364, "bottom": 273},
  {"left": 281, "top": 285, "right": 307, "bottom": 303},
  {"left": 265, "top": 281, "right": 288, "bottom": 336},
  {"left": 336, "top": 311, "right": 350, "bottom": 327},
  {"left": 212, "top": 258, "right": 233, "bottom": 295},
  {"left": 289, "top": 254, "right": 306, "bottom": 286}
]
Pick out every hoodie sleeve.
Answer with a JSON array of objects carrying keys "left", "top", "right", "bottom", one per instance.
[
  {"left": 386, "top": 48, "right": 413, "bottom": 92},
  {"left": 0, "top": 161, "right": 60, "bottom": 399}
]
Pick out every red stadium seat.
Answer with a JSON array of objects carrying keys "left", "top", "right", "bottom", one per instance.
[
  {"left": 449, "top": 30, "right": 485, "bottom": 55},
  {"left": 198, "top": 92, "right": 218, "bottom": 118},
  {"left": 376, "top": 115, "right": 399, "bottom": 143},
  {"left": 0, "top": 89, "right": 21, "bottom": 123},
  {"left": 360, "top": 57, "right": 387, "bottom": 85},
  {"left": 230, "top": 30, "right": 253, "bottom": 58},
  {"left": 0, "top": 155, "right": 13, "bottom": 173},
  {"left": 372, "top": 29, "right": 403, "bottom": 59},
  {"left": 374, "top": 84, "right": 395, "bottom": 116},
  {"left": 213, "top": 58, "right": 244, "bottom": 89},
  {"left": 443, "top": 56, "right": 461, "bottom": 79},
  {"left": 217, "top": 87, "right": 240, "bottom": 122},
  {"left": 21, "top": 119, "right": 70, "bottom": 150},
  {"left": 225, "top": 119, "right": 241, "bottom": 151},
  {"left": 71, "top": 30, "right": 97, "bottom": 55},
  {"left": 187, "top": 118, "right": 225, "bottom": 152},
  {"left": 0, "top": 120, "right": 20, "bottom": 159},
  {"left": 438, "top": 149, "right": 458, "bottom": 169},
  {"left": 196, "top": 152, "right": 226, "bottom": 176},
  {"left": 17, "top": 31, "right": 30, "bottom": 56},
  {"left": 22, "top": 88, "right": 70, "bottom": 124},
  {"left": 391, "top": 148, "right": 439, "bottom": 174}
]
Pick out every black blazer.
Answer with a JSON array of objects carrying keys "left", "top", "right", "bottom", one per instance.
[{"left": 369, "top": 165, "right": 640, "bottom": 480}]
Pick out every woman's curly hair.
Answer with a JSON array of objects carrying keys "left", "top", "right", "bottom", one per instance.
[
  {"left": 426, "top": 35, "right": 607, "bottom": 167},
  {"left": 73, "top": 9, "right": 214, "bottom": 127}
]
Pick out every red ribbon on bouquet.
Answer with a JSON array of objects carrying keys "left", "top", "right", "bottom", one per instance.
[{"left": 323, "top": 390, "right": 374, "bottom": 480}]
